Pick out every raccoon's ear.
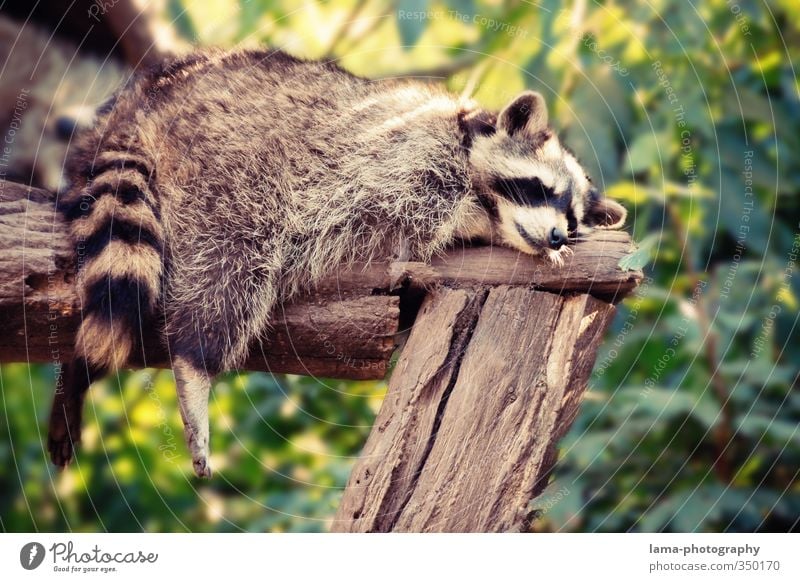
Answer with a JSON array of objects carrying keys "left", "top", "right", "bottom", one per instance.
[
  {"left": 584, "top": 193, "right": 627, "bottom": 229},
  {"left": 498, "top": 91, "right": 548, "bottom": 136}
]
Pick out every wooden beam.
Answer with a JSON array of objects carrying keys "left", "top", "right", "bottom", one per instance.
[
  {"left": 0, "top": 180, "right": 641, "bottom": 381},
  {"left": 391, "top": 229, "right": 638, "bottom": 300},
  {"left": 0, "top": 182, "right": 399, "bottom": 380}
]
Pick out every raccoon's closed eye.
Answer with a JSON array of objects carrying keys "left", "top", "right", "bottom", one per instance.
[
  {"left": 492, "top": 176, "right": 555, "bottom": 206},
  {"left": 567, "top": 207, "right": 578, "bottom": 234}
]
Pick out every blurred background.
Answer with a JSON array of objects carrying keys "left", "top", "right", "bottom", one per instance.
[{"left": 1, "top": 0, "right": 798, "bottom": 532}]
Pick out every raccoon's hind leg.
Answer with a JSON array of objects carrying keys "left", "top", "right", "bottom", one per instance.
[
  {"left": 173, "top": 357, "right": 213, "bottom": 478},
  {"left": 48, "top": 358, "right": 106, "bottom": 467},
  {"left": 170, "top": 325, "right": 253, "bottom": 478},
  {"left": 165, "top": 247, "right": 281, "bottom": 477}
]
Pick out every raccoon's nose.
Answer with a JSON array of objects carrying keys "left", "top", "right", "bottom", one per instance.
[
  {"left": 55, "top": 116, "right": 78, "bottom": 140},
  {"left": 548, "top": 227, "right": 567, "bottom": 249}
]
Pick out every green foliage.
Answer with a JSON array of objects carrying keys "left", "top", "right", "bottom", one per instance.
[
  {"left": 0, "top": 364, "right": 382, "bottom": 531},
  {"left": 2, "top": 0, "right": 799, "bottom": 532}
]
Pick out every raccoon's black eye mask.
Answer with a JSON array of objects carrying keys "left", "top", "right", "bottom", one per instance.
[
  {"left": 491, "top": 177, "right": 579, "bottom": 234},
  {"left": 492, "top": 176, "right": 575, "bottom": 213},
  {"left": 493, "top": 176, "right": 553, "bottom": 206}
]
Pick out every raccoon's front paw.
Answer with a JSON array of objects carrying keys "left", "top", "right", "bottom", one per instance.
[{"left": 192, "top": 455, "right": 212, "bottom": 479}]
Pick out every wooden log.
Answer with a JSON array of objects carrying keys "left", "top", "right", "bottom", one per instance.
[
  {"left": 0, "top": 180, "right": 640, "bottom": 382},
  {"left": 333, "top": 286, "right": 617, "bottom": 532},
  {"left": 393, "top": 229, "right": 638, "bottom": 300},
  {"left": 0, "top": 182, "right": 398, "bottom": 380}
]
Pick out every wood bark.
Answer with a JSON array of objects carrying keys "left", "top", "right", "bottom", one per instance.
[
  {"left": 333, "top": 287, "right": 617, "bottom": 532},
  {"left": 0, "top": 182, "right": 398, "bottom": 380},
  {"left": 1, "top": 181, "right": 640, "bottom": 381}
]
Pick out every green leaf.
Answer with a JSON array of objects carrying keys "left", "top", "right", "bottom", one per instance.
[
  {"left": 690, "top": 391, "right": 723, "bottom": 430},
  {"left": 617, "top": 387, "right": 696, "bottom": 420},
  {"left": 618, "top": 233, "right": 658, "bottom": 271},
  {"left": 736, "top": 415, "right": 800, "bottom": 444}
]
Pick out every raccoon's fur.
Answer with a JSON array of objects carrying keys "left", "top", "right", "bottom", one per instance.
[
  {"left": 49, "top": 48, "right": 627, "bottom": 477},
  {"left": 0, "top": 15, "right": 126, "bottom": 190}
]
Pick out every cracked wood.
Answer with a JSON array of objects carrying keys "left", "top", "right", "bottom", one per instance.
[{"left": 332, "top": 287, "right": 617, "bottom": 532}]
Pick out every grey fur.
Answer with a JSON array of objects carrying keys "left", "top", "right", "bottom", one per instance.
[{"left": 51, "top": 49, "right": 626, "bottom": 476}]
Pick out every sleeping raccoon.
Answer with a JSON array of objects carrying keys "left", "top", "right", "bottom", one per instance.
[{"left": 50, "top": 49, "right": 627, "bottom": 477}]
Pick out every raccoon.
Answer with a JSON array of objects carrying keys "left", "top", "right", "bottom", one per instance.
[{"left": 49, "top": 49, "right": 627, "bottom": 477}]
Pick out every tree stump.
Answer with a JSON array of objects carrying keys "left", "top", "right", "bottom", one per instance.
[
  {"left": 332, "top": 288, "right": 617, "bottom": 531},
  {"left": 330, "top": 235, "right": 641, "bottom": 532}
]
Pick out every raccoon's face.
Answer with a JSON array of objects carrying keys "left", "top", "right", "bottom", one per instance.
[{"left": 464, "top": 91, "right": 627, "bottom": 265}]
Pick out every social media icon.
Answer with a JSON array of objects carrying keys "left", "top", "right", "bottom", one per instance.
[{"left": 20, "top": 542, "right": 46, "bottom": 570}]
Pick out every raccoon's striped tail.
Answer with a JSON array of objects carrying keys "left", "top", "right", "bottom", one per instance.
[{"left": 48, "top": 151, "right": 163, "bottom": 467}]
